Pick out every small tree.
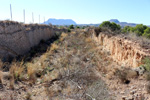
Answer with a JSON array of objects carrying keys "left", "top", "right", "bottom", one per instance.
[
  {"left": 134, "top": 24, "right": 147, "bottom": 36},
  {"left": 143, "top": 27, "right": 150, "bottom": 38},
  {"left": 122, "top": 26, "right": 131, "bottom": 33},
  {"left": 99, "top": 21, "right": 112, "bottom": 28},
  {"left": 111, "top": 22, "right": 121, "bottom": 31},
  {"left": 100, "top": 21, "right": 121, "bottom": 31},
  {"left": 69, "top": 24, "right": 74, "bottom": 29},
  {"left": 76, "top": 26, "right": 80, "bottom": 29}
]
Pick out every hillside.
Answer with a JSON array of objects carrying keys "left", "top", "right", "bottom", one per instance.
[{"left": 0, "top": 22, "right": 150, "bottom": 99}]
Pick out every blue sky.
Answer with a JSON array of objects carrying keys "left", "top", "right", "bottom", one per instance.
[{"left": 0, "top": 0, "right": 150, "bottom": 25}]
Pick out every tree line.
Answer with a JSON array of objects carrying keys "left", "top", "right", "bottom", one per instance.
[{"left": 100, "top": 21, "right": 150, "bottom": 39}]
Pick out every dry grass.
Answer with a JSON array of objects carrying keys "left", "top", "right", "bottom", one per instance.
[
  {"left": 9, "top": 61, "right": 24, "bottom": 81},
  {"left": 39, "top": 55, "right": 47, "bottom": 69},
  {"left": 122, "top": 33, "right": 150, "bottom": 48},
  {"left": 85, "top": 37, "right": 93, "bottom": 43},
  {"left": 71, "top": 31, "right": 76, "bottom": 34},
  {"left": 9, "top": 61, "right": 25, "bottom": 89},
  {"left": 50, "top": 43, "right": 59, "bottom": 52},
  {"left": 60, "top": 32, "right": 68, "bottom": 41},
  {"left": 0, "top": 29, "right": 115, "bottom": 99},
  {"left": 27, "top": 63, "right": 37, "bottom": 83},
  {"left": 42, "top": 69, "right": 60, "bottom": 83}
]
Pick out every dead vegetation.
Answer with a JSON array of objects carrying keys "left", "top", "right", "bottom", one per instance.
[
  {"left": 0, "top": 29, "right": 114, "bottom": 99},
  {"left": 0, "top": 28, "right": 150, "bottom": 99}
]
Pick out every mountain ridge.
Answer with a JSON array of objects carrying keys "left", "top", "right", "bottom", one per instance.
[
  {"left": 44, "top": 18, "right": 149, "bottom": 27},
  {"left": 44, "top": 18, "right": 77, "bottom": 25}
]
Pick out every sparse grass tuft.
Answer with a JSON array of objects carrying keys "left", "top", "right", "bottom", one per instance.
[
  {"left": 60, "top": 32, "right": 68, "bottom": 41},
  {"left": 9, "top": 61, "right": 24, "bottom": 81},
  {"left": 124, "top": 33, "right": 150, "bottom": 48},
  {"left": 27, "top": 63, "right": 36, "bottom": 83},
  {"left": 50, "top": 43, "right": 59, "bottom": 52}
]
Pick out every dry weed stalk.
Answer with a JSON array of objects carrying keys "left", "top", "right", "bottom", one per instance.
[
  {"left": 10, "top": 61, "right": 24, "bottom": 81},
  {"left": 27, "top": 63, "right": 37, "bottom": 83}
]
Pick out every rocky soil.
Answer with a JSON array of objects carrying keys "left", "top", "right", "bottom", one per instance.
[{"left": 0, "top": 29, "right": 150, "bottom": 100}]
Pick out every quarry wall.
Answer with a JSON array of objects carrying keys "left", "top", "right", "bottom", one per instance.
[
  {"left": 0, "top": 21, "right": 63, "bottom": 60},
  {"left": 92, "top": 30, "right": 150, "bottom": 68}
]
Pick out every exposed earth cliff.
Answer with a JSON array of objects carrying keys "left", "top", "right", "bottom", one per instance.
[{"left": 92, "top": 29, "right": 150, "bottom": 68}]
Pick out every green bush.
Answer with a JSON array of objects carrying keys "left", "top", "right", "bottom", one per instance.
[
  {"left": 69, "top": 24, "right": 74, "bottom": 29},
  {"left": 100, "top": 21, "right": 121, "bottom": 31},
  {"left": 143, "top": 27, "right": 150, "bottom": 38},
  {"left": 122, "top": 26, "right": 134, "bottom": 33},
  {"left": 67, "top": 28, "right": 71, "bottom": 32},
  {"left": 76, "top": 26, "right": 80, "bottom": 29},
  {"left": 111, "top": 22, "right": 121, "bottom": 31},
  {"left": 100, "top": 21, "right": 112, "bottom": 28},
  {"left": 134, "top": 24, "right": 147, "bottom": 36}
]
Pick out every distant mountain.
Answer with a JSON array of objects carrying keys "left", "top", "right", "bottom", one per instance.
[
  {"left": 78, "top": 19, "right": 138, "bottom": 27},
  {"left": 44, "top": 18, "right": 77, "bottom": 25},
  {"left": 44, "top": 18, "right": 149, "bottom": 27},
  {"left": 78, "top": 24, "right": 100, "bottom": 27},
  {"left": 109, "top": 19, "right": 120, "bottom": 23},
  {"left": 108, "top": 19, "right": 137, "bottom": 27}
]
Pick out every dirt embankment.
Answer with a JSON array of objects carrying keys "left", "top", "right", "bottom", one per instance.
[
  {"left": 0, "top": 21, "right": 66, "bottom": 60},
  {"left": 92, "top": 29, "right": 150, "bottom": 68}
]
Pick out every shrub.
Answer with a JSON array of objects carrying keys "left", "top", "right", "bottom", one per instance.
[
  {"left": 94, "top": 27, "right": 102, "bottom": 37},
  {"left": 67, "top": 28, "right": 71, "bottom": 32},
  {"left": 134, "top": 24, "right": 147, "bottom": 36},
  {"left": 100, "top": 21, "right": 121, "bottom": 31},
  {"left": 82, "top": 26, "right": 85, "bottom": 29},
  {"left": 111, "top": 22, "right": 121, "bottom": 31},
  {"left": 143, "top": 27, "right": 150, "bottom": 39},
  {"left": 122, "top": 26, "right": 134, "bottom": 33},
  {"left": 69, "top": 24, "right": 74, "bottom": 29},
  {"left": 100, "top": 21, "right": 112, "bottom": 28},
  {"left": 76, "top": 26, "right": 80, "bottom": 29}
]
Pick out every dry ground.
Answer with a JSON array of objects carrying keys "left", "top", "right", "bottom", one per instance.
[{"left": 0, "top": 29, "right": 150, "bottom": 100}]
